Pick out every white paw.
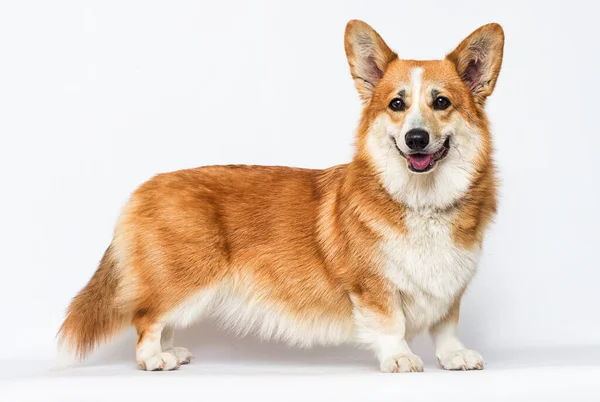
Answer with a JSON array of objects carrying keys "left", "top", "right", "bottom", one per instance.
[
  {"left": 437, "top": 349, "right": 484, "bottom": 371},
  {"left": 380, "top": 354, "right": 424, "bottom": 373},
  {"left": 138, "top": 352, "right": 181, "bottom": 371},
  {"left": 169, "top": 347, "right": 194, "bottom": 365}
]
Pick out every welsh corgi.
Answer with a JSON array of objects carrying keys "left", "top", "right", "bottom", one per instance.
[{"left": 58, "top": 20, "right": 504, "bottom": 373}]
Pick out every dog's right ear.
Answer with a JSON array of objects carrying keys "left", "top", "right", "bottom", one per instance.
[{"left": 344, "top": 20, "right": 397, "bottom": 102}]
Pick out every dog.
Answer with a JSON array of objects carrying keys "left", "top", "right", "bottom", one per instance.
[{"left": 58, "top": 20, "right": 504, "bottom": 373}]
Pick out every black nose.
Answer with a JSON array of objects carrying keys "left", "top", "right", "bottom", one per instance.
[{"left": 405, "top": 129, "right": 430, "bottom": 151}]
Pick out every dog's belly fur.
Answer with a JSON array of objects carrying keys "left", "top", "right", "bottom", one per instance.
[
  {"left": 379, "top": 208, "right": 480, "bottom": 338},
  {"left": 161, "top": 276, "right": 356, "bottom": 347}
]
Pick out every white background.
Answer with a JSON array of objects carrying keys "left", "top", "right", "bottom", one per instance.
[{"left": 1, "top": 0, "right": 599, "bottom": 371}]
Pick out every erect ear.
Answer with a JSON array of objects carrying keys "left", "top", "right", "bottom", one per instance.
[
  {"left": 344, "top": 20, "right": 397, "bottom": 102},
  {"left": 446, "top": 23, "right": 505, "bottom": 106}
]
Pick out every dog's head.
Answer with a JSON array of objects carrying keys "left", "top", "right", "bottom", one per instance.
[{"left": 345, "top": 20, "right": 504, "bottom": 209}]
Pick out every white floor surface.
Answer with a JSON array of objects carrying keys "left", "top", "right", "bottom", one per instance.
[{"left": 1, "top": 345, "right": 599, "bottom": 402}]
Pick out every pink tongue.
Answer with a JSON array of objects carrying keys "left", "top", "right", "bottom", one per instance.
[{"left": 408, "top": 154, "right": 432, "bottom": 170}]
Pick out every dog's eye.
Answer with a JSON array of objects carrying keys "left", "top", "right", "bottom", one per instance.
[
  {"left": 389, "top": 98, "right": 406, "bottom": 112},
  {"left": 433, "top": 96, "right": 451, "bottom": 110}
]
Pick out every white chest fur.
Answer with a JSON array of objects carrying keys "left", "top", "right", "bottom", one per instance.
[{"left": 378, "top": 208, "right": 480, "bottom": 336}]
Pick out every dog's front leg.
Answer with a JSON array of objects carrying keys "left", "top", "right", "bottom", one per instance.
[
  {"left": 351, "top": 290, "right": 423, "bottom": 373},
  {"left": 429, "top": 294, "right": 484, "bottom": 370}
]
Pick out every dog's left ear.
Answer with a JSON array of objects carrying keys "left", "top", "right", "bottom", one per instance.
[
  {"left": 344, "top": 20, "right": 397, "bottom": 102},
  {"left": 446, "top": 23, "right": 504, "bottom": 106}
]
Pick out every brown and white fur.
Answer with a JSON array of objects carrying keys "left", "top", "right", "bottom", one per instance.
[{"left": 57, "top": 20, "right": 504, "bottom": 373}]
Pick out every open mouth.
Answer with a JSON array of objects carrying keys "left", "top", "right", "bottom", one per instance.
[{"left": 394, "top": 136, "right": 451, "bottom": 173}]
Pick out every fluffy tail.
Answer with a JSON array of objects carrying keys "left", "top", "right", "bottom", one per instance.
[{"left": 57, "top": 244, "right": 129, "bottom": 366}]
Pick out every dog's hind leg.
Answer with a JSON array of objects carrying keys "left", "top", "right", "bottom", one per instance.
[
  {"left": 160, "top": 325, "right": 194, "bottom": 365},
  {"left": 135, "top": 319, "right": 180, "bottom": 371}
]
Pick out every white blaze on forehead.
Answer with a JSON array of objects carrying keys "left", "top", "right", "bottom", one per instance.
[
  {"left": 410, "top": 67, "right": 423, "bottom": 112},
  {"left": 404, "top": 67, "right": 424, "bottom": 132}
]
